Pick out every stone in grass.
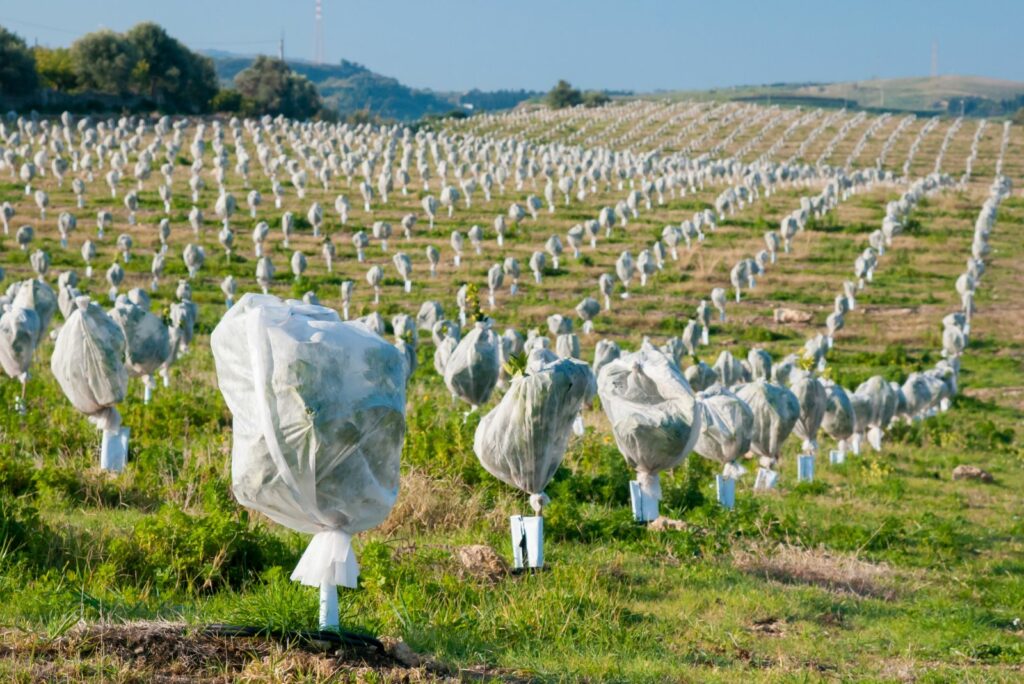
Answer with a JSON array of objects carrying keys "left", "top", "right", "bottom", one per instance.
[
  {"left": 773, "top": 308, "right": 814, "bottom": 325},
  {"left": 457, "top": 545, "right": 509, "bottom": 581},
  {"left": 952, "top": 465, "right": 994, "bottom": 483},
  {"left": 379, "top": 637, "right": 425, "bottom": 667},
  {"left": 649, "top": 517, "right": 699, "bottom": 533}
]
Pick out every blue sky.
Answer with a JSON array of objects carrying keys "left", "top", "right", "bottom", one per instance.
[{"left": 3, "top": 0, "right": 1021, "bottom": 92}]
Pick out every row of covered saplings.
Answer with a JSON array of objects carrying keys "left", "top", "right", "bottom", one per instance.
[{"left": 12, "top": 173, "right": 1004, "bottom": 628}]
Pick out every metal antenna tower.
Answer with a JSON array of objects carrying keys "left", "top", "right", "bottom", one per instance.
[{"left": 314, "top": 0, "right": 325, "bottom": 64}]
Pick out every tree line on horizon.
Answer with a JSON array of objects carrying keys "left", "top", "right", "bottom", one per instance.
[{"left": 0, "top": 23, "right": 326, "bottom": 119}]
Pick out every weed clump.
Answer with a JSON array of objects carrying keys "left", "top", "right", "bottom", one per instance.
[{"left": 103, "top": 505, "right": 292, "bottom": 593}]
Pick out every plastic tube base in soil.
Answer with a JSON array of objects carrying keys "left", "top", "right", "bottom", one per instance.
[
  {"left": 572, "top": 413, "right": 585, "bottom": 436},
  {"left": 510, "top": 515, "right": 544, "bottom": 569},
  {"left": 867, "top": 427, "right": 884, "bottom": 451},
  {"left": 100, "top": 427, "right": 129, "bottom": 472},
  {"left": 629, "top": 481, "right": 659, "bottom": 522},
  {"left": 319, "top": 581, "right": 339, "bottom": 631},
  {"left": 716, "top": 475, "right": 736, "bottom": 510},
  {"left": 798, "top": 454, "right": 815, "bottom": 482},
  {"left": 829, "top": 448, "right": 846, "bottom": 465},
  {"left": 753, "top": 467, "right": 779, "bottom": 492}
]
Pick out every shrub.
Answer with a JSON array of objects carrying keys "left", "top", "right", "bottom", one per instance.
[
  {"left": 211, "top": 88, "right": 245, "bottom": 113},
  {"left": 0, "top": 493, "right": 50, "bottom": 561}
]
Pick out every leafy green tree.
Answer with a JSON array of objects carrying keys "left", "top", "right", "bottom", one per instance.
[
  {"left": 210, "top": 88, "right": 246, "bottom": 113},
  {"left": 0, "top": 25, "right": 39, "bottom": 96},
  {"left": 545, "top": 80, "right": 582, "bottom": 109},
  {"left": 582, "top": 90, "right": 611, "bottom": 108},
  {"left": 234, "top": 56, "right": 323, "bottom": 119},
  {"left": 124, "top": 22, "right": 217, "bottom": 112},
  {"left": 33, "top": 47, "right": 78, "bottom": 91},
  {"left": 70, "top": 29, "right": 138, "bottom": 95}
]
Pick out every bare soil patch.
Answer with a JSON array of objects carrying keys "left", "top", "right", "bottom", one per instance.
[{"left": 0, "top": 621, "right": 530, "bottom": 683}]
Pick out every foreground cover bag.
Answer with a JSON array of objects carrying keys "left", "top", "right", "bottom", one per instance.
[
  {"left": 821, "top": 380, "right": 855, "bottom": 447},
  {"left": 109, "top": 297, "right": 171, "bottom": 390},
  {"left": 12, "top": 278, "right": 57, "bottom": 339},
  {"left": 0, "top": 305, "right": 40, "bottom": 381},
  {"left": 854, "top": 375, "right": 898, "bottom": 449},
  {"left": 597, "top": 343, "right": 701, "bottom": 502},
  {"left": 444, "top": 320, "right": 501, "bottom": 409},
  {"left": 789, "top": 371, "right": 828, "bottom": 453},
  {"left": 734, "top": 379, "right": 800, "bottom": 471},
  {"left": 474, "top": 355, "right": 592, "bottom": 512},
  {"left": 211, "top": 294, "right": 406, "bottom": 591},
  {"left": 693, "top": 385, "right": 754, "bottom": 476},
  {"left": 52, "top": 296, "right": 127, "bottom": 428}
]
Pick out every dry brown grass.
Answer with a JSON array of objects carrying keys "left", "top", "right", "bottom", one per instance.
[
  {"left": 732, "top": 544, "right": 905, "bottom": 600},
  {"left": 378, "top": 467, "right": 513, "bottom": 536},
  {"left": 0, "top": 621, "right": 530, "bottom": 683}
]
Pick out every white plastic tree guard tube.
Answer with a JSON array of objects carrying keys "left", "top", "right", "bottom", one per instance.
[{"left": 211, "top": 294, "right": 406, "bottom": 631}]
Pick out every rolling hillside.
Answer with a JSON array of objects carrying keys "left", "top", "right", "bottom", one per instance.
[
  {"left": 654, "top": 75, "right": 1024, "bottom": 116},
  {"left": 793, "top": 75, "right": 1024, "bottom": 113},
  {"left": 207, "top": 51, "right": 539, "bottom": 121}
]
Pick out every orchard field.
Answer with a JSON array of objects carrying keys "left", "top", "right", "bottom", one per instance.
[{"left": 0, "top": 101, "right": 1022, "bottom": 682}]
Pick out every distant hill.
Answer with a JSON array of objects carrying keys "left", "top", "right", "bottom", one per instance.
[
  {"left": 792, "top": 76, "right": 1024, "bottom": 114},
  {"left": 653, "top": 75, "right": 1024, "bottom": 116},
  {"left": 207, "top": 52, "right": 540, "bottom": 121}
]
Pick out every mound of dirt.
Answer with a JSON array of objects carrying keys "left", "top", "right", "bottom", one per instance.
[
  {"left": 773, "top": 308, "right": 814, "bottom": 324},
  {"left": 457, "top": 544, "right": 509, "bottom": 582},
  {"left": 952, "top": 464, "right": 994, "bottom": 482}
]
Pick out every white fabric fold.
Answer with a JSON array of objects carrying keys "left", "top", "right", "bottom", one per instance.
[{"left": 291, "top": 530, "right": 360, "bottom": 589}]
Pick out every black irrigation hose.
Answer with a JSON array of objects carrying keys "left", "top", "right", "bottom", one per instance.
[{"left": 201, "top": 623, "right": 385, "bottom": 654}]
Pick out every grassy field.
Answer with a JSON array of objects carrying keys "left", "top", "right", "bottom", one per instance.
[
  {"left": 0, "top": 102, "right": 1022, "bottom": 681},
  {"left": 647, "top": 75, "right": 1024, "bottom": 114}
]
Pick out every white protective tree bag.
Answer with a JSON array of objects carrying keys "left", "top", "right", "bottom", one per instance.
[
  {"left": 693, "top": 385, "right": 754, "bottom": 477},
  {"left": 821, "top": 381, "right": 855, "bottom": 460},
  {"left": 212, "top": 294, "right": 406, "bottom": 626},
  {"left": 443, "top": 320, "right": 500, "bottom": 410},
  {"left": 51, "top": 296, "right": 129, "bottom": 470},
  {"left": 0, "top": 304, "right": 40, "bottom": 412},
  {"left": 854, "top": 376, "right": 898, "bottom": 450},
  {"left": 598, "top": 343, "right": 701, "bottom": 520},
  {"left": 475, "top": 355, "right": 591, "bottom": 508},
  {"left": 734, "top": 379, "right": 800, "bottom": 487},
  {"left": 789, "top": 371, "right": 828, "bottom": 454},
  {"left": 109, "top": 297, "right": 172, "bottom": 403},
  {"left": 684, "top": 361, "right": 718, "bottom": 392}
]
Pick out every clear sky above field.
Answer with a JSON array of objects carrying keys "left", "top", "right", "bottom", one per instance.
[{"left": 4, "top": 0, "right": 1022, "bottom": 92}]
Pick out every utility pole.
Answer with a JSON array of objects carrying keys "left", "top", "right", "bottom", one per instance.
[
  {"left": 314, "top": 0, "right": 325, "bottom": 64},
  {"left": 279, "top": 31, "right": 285, "bottom": 61}
]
